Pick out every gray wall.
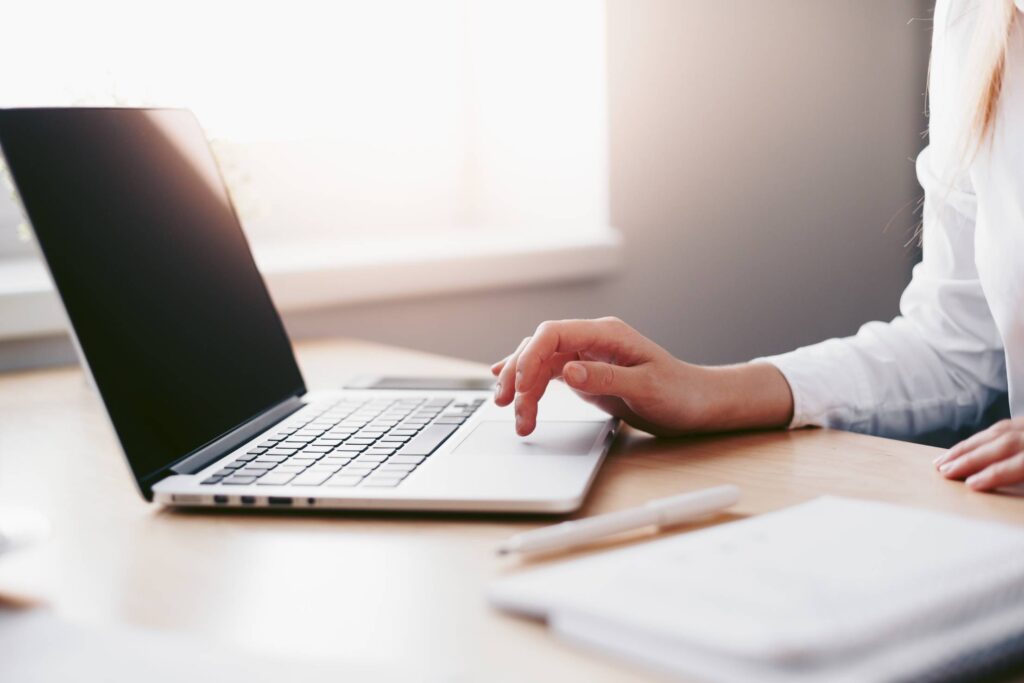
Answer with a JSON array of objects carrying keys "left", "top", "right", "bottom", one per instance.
[{"left": 1, "top": 0, "right": 931, "bottom": 371}]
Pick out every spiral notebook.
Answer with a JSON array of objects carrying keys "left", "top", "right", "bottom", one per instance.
[{"left": 489, "top": 496, "right": 1024, "bottom": 682}]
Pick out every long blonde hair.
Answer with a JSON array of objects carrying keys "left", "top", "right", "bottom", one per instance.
[{"left": 964, "top": 0, "right": 1017, "bottom": 151}]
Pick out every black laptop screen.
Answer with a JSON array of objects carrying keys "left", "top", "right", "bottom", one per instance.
[{"left": 0, "top": 109, "right": 305, "bottom": 489}]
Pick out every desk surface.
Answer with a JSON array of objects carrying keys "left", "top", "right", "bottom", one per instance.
[{"left": 1, "top": 338, "right": 1022, "bottom": 681}]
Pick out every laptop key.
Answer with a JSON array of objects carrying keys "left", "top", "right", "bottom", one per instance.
[
  {"left": 343, "top": 463, "right": 379, "bottom": 473},
  {"left": 222, "top": 475, "right": 259, "bottom": 485},
  {"left": 258, "top": 472, "right": 297, "bottom": 486},
  {"left": 396, "top": 424, "right": 458, "bottom": 457},
  {"left": 325, "top": 475, "right": 365, "bottom": 487},
  {"left": 388, "top": 455, "right": 426, "bottom": 465},
  {"left": 362, "top": 476, "right": 405, "bottom": 488},
  {"left": 355, "top": 452, "right": 388, "bottom": 460},
  {"left": 290, "top": 471, "right": 333, "bottom": 486},
  {"left": 310, "top": 463, "right": 343, "bottom": 475},
  {"left": 201, "top": 477, "right": 223, "bottom": 485},
  {"left": 378, "top": 464, "right": 416, "bottom": 474}
]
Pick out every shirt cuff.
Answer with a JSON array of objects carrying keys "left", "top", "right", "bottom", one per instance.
[{"left": 750, "top": 352, "right": 820, "bottom": 430}]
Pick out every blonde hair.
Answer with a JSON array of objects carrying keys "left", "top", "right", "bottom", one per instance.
[{"left": 964, "top": 0, "right": 1017, "bottom": 153}]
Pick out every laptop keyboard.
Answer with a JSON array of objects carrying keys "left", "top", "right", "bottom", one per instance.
[{"left": 200, "top": 396, "right": 484, "bottom": 489}]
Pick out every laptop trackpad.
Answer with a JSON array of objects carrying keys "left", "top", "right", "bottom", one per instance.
[{"left": 452, "top": 420, "right": 605, "bottom": 456}]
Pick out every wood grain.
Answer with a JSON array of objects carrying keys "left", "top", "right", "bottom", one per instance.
[{"left": 0, "top": 338, "right": 1021, "bottom": 681}]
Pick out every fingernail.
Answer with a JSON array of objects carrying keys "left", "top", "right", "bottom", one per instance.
[
  {"left": 966, "top": 474, "right": 986, "bottom": 489},
  {"left": 939, "top": 463, "right": 953, "bottom": 474},
  {"left": 932, "top": 453, "right": 946, "bottom": 465},
  {"left": 565, "top": 363, "right": 587, "bottom": 384},
  {"left": 494, "top": 382, "right": 501, "bottom": 399}
]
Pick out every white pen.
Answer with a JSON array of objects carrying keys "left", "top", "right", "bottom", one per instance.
[{"left": 497, "top": 485, "right": 740, "bottom": 556}]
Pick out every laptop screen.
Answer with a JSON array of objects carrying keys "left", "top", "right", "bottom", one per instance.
[{"left": 0, "top": 109, "right": 305, "bottom": 491}]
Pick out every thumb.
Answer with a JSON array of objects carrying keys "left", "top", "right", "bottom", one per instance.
[{"left": 562, "top": 361, "right": 641, "bottom": 398}]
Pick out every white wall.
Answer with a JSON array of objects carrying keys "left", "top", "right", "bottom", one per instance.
[
  {"left": 0, "top": 0, "right": 931, "bottom": 372},
  {"left": 280, "top": 0, "right": 930, "bottom": 365}
]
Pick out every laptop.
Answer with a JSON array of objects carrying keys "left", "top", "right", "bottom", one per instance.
[{"left": 0, "top": 107, "right": 618, "bottom": 513}]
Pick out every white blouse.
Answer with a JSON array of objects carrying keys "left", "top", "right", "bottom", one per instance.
[{"left": 762, "top": 0, "right": 1024, "bottom": 441}]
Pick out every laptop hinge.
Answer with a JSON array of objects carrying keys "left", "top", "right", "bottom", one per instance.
[{"left": 169, "top": 396, "right": 306, "bottom": 476}]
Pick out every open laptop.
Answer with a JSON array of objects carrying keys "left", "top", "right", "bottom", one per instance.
[{"left": 0, "top": 108, "right": 617, "bottom": 513}]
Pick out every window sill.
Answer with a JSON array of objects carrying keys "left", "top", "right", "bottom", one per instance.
[{"left": 0, "top": 228, "right": 622, "bottom": 341}]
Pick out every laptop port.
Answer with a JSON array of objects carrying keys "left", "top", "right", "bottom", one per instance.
[
  {"left": 240, "top": 496, "right": 256, "bottom": 505},
  {"left": 267, "top": 497, "right": 292, "bottom": 506},
  {"left": 213, "top": 495, "right": 229, "bottom": 505}
]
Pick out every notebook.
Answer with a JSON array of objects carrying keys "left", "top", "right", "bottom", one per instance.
[{"left": 489, "top": 496, "right": 1024, "bottom": 682}]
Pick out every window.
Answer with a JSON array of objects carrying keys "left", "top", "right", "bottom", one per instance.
[{"left": 0, "top": 0, "right": 619, "bottom": 333}]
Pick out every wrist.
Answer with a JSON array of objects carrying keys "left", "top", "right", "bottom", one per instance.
[{"left": 687, "top": 362, "right": 794, "bottom": 432}]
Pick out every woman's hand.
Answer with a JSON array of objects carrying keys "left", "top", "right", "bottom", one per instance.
[
  {"left": 491, "top": 317, "right": 794, "bottom": 437},
  {"left": 933, "top": 418, "right": 1024, "bottom": 491}
]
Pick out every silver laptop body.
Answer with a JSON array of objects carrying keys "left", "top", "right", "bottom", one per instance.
[
  {"left": 154, "top": 383, "right": 617, "bottom": 512},
  {"left": 0, "top": 107, "right": 616, "bottom": 514}
]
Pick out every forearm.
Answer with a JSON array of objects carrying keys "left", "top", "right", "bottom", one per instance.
[{"left": 690, "top": 362, "right": 794, "bottom": 432}]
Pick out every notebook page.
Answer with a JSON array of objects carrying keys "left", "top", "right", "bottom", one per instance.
[{"left": 490, "top": 496, "right": 1024, "bottom": 663}]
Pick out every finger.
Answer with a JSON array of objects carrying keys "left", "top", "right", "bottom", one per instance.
[
  {"left": 935, "top": 430, "right": 997, "bottom": 468},
  {"left": 941, "top": 431, "right": 1024, "bottom": 480},
  {"left": 514, "top": 378, "right": 550, "bottom": 436},
  {"left": 966, "top": 452, "right": 1024, "bottom": 491},
  {"left": 562, "top": 360, "right": 645, "bottom": 400},
  {"left": 517, "top": 318, "right": 643, "bottom": 394},
  {"left": 494, "top": 337, "right": 529, "bottom": 407},
  {"left": 513, "top": 352, "right": 577, "bottom": 436},
  {"left": 935, "top": 418, "right": 1023, "bottom": 468},
  {"left": 490, "top": 353, "right": 513, "bottom": 376}
]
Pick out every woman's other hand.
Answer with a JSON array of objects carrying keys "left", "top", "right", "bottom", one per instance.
[{"left": 934, "top": 418, "right": 1024, "bottom": 492}]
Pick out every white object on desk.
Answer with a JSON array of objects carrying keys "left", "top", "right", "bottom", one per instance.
[
  {"left": 490, "top": 496, "right": 1024, "bottom": 682},
  {"left": 0, "top": 508, "right": 49, "bottom": 556},
  {"left": 497, "top": 485, "right": 740, "bottom": 556},
  {"left": 0, "top": 608, "right": 397, "bottom": 683}
]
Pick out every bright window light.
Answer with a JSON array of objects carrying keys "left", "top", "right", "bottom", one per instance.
[{"left": 0, "top": 0, "right": 609, "bottom": 253}]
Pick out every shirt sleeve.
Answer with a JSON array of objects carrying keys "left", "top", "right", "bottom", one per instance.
[{"left": 754, "top": 0, "right": 1006, "bottom": 440}]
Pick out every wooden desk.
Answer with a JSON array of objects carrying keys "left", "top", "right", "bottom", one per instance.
[{"left": 1, "top": 338, "right": 1022, "bottom": 681}]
